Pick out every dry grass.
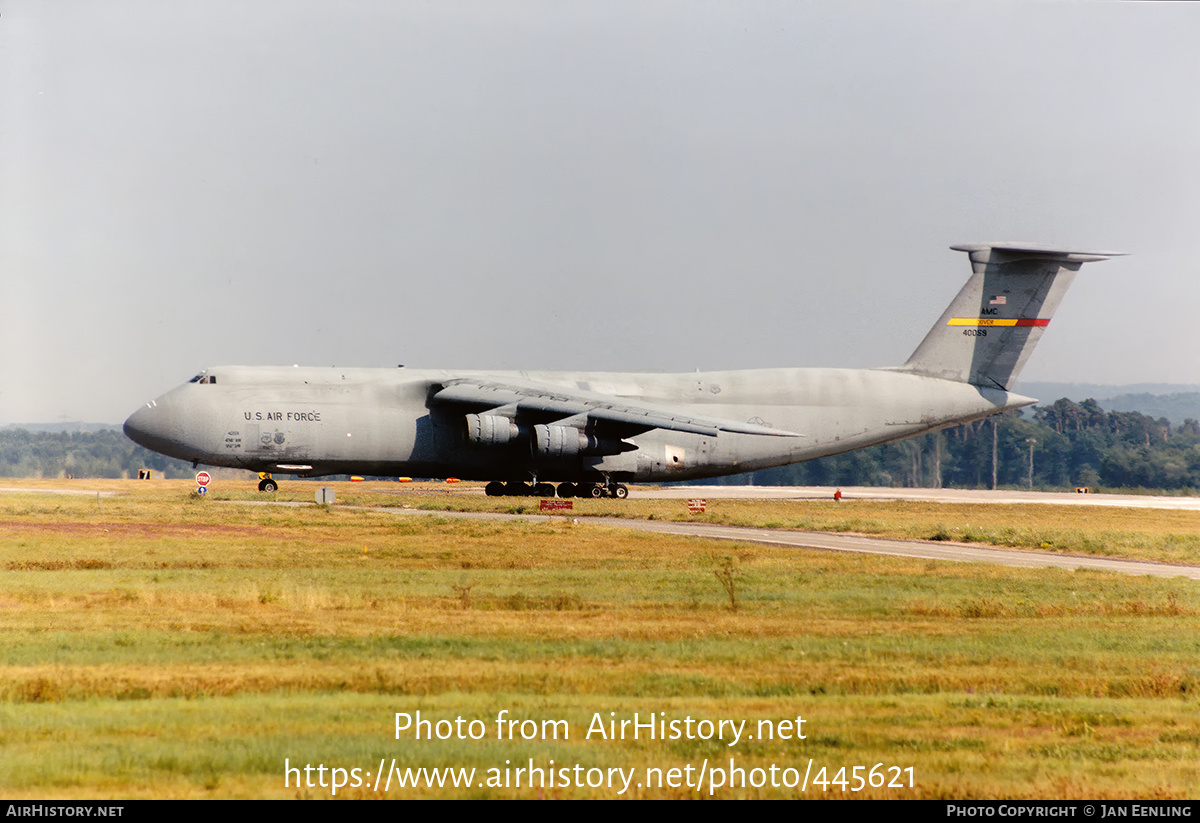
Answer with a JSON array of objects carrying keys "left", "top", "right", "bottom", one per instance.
[{"left": 1, "top": 479, "right": 1199, "bottom": 798}]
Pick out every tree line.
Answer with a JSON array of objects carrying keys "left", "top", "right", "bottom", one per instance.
[
  {"left": 0, "top": 428, "right": 195, "bottom": 479},
  {"left": 4, "top": 397, "right": 1200, "bottom": 491},
  {"left": 718, "top": 397, "right": 1200, "bottom": 491}
]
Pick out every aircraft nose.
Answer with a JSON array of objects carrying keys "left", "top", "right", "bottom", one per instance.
[{"left": 123, "top": 400, "right": 180, "bottom": 455}]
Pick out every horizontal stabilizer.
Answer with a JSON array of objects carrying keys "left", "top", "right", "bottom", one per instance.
[{"left": 950, "top": 243, "right": 1125, "bottom": 267}]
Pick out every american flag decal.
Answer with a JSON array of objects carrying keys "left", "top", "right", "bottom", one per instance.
[{"left": 989, "top": 295, "right": 1007, "bottom": 305}]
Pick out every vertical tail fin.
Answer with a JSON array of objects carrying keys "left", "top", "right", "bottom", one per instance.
[{"left": 901, "top": 243, "right": 1123, "bottom": 390}]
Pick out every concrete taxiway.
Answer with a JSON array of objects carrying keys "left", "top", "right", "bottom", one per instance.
[
  {"left": 634, "top": 485, "right": 1200, "bottom": 512},
  {"left": 10, "top": 480, "right": 1198, "bottom": 580},
  {"left": 242, "top": 501, "right": 1198, "bottom": 581},
  {"left": 591, "top": 516, "right": 1200, "bottom": 580}
]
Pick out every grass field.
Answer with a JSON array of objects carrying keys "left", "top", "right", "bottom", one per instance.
[{"left": 1, "top": 479, "right": 1198, "bottom": 798}]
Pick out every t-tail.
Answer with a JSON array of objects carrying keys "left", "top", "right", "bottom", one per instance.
[{"left": 901, "top": 243, "right": 1124, "bottom": 391}]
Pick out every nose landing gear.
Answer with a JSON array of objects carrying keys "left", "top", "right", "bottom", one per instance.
[{"left": 257, "top": 472, "right": 278, "bottom": 492}]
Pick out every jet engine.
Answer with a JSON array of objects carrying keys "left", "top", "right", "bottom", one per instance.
[
  {"left": 465, "top": 414, "right": 521, "bottom": 446},
  {"left": 532, "top": 424, "right": 634, "bottom": 459},
  {"left": 532, "top": 424, "right": 586, "bottom": 459}
]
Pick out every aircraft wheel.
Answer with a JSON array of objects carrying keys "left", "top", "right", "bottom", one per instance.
[
  {"left": 613, "top": 484, "right": 629, "bottom": 499},
  {"left": 504, "top": 481, "right": 530, "bottom": 497},
  {"left": 259, "top": 478, "right": 278, "bottom": 492},
  {"left": 556, "top": 482, "right": 576, "bottom": 498},
  {"left": 533, "top": 483, "right": 555, "bottom": 497},
  {"left": 485, "top": 481, "right": 505, "bottom": 497},
  {"left": 585, "top": 484, "right": 604, "bottom": 499}
]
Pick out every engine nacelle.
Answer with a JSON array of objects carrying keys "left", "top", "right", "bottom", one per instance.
[
  {"left": 533, "top": 424, "right": 585, "bottom": 459},
  {"left": 469, "top": 416, "right": 635, "bottom": 458},
  {"left": 466, "top": 414, "right": 520, "bottom": 447},
  {"left": 532, "top": 425, "right": 634, "bottom": 459}
]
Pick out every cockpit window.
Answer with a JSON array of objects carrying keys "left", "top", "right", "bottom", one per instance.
[{"left": 188, "top": 373, "right": 216, "bottom": 385}]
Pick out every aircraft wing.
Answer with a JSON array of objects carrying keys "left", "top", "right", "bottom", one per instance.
[{"left": 431, "top": 378, "right": 802, "bottom": 438}]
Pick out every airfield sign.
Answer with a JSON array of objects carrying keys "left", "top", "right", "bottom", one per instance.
[{"left": 196, "top": 471, "right": 211, "bottom": 487}]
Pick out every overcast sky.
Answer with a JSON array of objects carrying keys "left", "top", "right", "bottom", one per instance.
[{"left": 2, "top": 1, "right": 1198, "bottom": 425}]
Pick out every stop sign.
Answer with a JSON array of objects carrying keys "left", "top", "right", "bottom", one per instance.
[{"left": 196, "top": 471, "right": 212, "bottom": 487}]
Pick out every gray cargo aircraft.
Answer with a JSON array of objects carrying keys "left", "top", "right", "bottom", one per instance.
[{"left": 124, "top": 244, "right": 1121, "bottom": 496}]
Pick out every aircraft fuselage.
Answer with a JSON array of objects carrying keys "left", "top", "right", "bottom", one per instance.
[{"left": 124, "top": 364, "right": 1029, "bottom": 483}]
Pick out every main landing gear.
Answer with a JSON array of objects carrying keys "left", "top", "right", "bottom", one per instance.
[
  {"left": 484, "top": 480, "right": 629, "bottom": 499},
  {"left": 257, "top": 472, "right": 278, "bottom": 492}
]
